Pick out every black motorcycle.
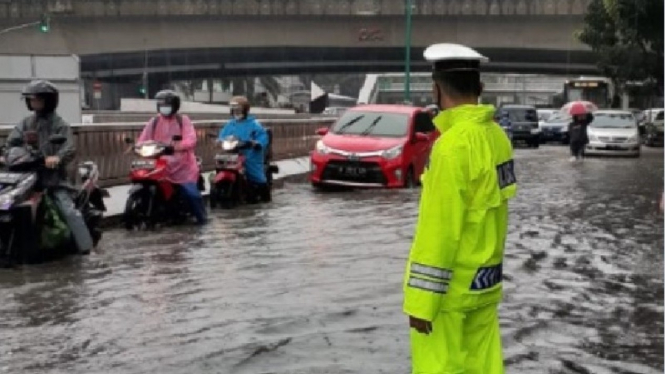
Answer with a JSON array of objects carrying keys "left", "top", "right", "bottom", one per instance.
[{"left": 0, "top": 131, "right": 107, "bottom": 266}]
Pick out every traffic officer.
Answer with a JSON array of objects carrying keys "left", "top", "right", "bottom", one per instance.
[{"left": 403, "top": 43, "right": 517, "bottom": 373}]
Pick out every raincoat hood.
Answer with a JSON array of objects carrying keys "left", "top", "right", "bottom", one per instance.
[{"left": 433, "top": 104, "right": 495, "bottom": 133}]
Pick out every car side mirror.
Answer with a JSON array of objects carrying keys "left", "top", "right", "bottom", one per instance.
[
  {"left": 124, "top": 137, "right": 135, "bottom": 145},
  {"left": 414, "top": 132, "right": 429, "bottom": 142},
  {"left": 316, "top": 127, "right": 329, "bottom": 136},
  {"left": 48, "top": 134, "right": 68, "bottom": 145},
  {"left": 172, "top": 135, "right": 183, "bottom": 142}
]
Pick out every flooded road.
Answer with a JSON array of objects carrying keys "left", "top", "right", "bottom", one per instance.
[{"left": 1, "top": 146, "right": 662, "bottom": 374}]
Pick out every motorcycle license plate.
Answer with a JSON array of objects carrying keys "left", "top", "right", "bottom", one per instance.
[
  {"left": 131, "top": 159, "right": 156, "bottom": 169},
  {"left": 215, "top": 154, "right": 239, "bottom": 162}
]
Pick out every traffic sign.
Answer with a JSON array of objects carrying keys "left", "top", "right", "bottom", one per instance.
[{"left": 93, "top": 81, "right": 102, "bottom": 100}]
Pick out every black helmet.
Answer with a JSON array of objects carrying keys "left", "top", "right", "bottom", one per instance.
[
  {"left": 155, "top": 90, "right": 181, "bottom": 116},
  {"left": 22, "top": 80, "right": 59, "bottom": 113}
]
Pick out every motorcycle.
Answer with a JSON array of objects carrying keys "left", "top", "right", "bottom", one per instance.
[
  {"left": 208, "top": 131, "right": 279, "bottom": 209},
  {"left": 123, "top": 135, "right": 205, "bottom": 230},
  {"left": 0, "top": 131, "right": 107, "bottom": 266}
]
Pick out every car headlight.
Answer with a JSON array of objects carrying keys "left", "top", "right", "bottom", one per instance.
[
  {"left": 316, "top": 140, "right": 331, "bottom": 155},
  {"left": 382, "top": 145, "right": 404, "bottom": 160},
  {"left": 589, "top": 133, "right": 599, "bottom": 141},
  {"left": 626, "top": 135, "right": 638, "bottom": 143}
]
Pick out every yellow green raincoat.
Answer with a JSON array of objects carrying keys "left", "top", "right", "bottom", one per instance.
[{"left": 403, "top": 104, "right": 516, "bottom": 374}]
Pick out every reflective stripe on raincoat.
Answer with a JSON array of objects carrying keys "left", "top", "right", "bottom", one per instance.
[
  {"left": 218, "top": 116, "right": 269, "bottom": 184},
  {"left": 137, "top": 114, "right": 200, "bottom": 185},
  {"left": 404, "top": 104, "right": 517, "bottom": 320}
]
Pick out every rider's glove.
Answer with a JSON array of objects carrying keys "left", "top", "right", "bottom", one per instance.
[
  {"left": 251, "top": 141, "right": 262, "bottom": 150},
  {"left": 164, "top": 145, "right": 175, "bottom": 155}
]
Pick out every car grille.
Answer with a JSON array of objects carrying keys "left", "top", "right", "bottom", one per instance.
[
  {"left": 322, "top": 161, "right": 387, "bottom": 184},
  {"left": 542, "top": 127, "right": 562, "bottom": 133},
  {"left": 598, "top": 136, "right": 628, "bottom": 143}
]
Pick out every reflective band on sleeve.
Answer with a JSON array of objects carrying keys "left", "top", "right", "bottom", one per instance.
[
  {"left": 408, "top": 277, "right": 449, "bottom": 294},
  {"left": 497, "top": 160, "right": 516, "bottom": 189},
  {"left": 411, "top": 262, "right": 452, "bottom": 281}
]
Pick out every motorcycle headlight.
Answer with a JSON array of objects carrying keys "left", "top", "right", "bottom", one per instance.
[
  {"left": 78, "top": 167, "right": 90, "bottom": 179},
  {"left": 382, "top": 145, "right": 404, "bottom": 160},
  {"left": 0, "top": 193, "right": 14, "bottom": 210},
  {"left": 138, "top": 144, "right": 161, "bottom": 158},
  {"left": 316, "top": 140, "right": 331, "bottom": 155}
]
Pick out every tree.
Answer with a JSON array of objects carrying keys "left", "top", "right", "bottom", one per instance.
[{"left": 577, "top": 0, "right": 663, "bottom": 96}]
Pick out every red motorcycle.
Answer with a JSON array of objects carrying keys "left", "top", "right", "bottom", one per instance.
[
  {"left": 208, "top": 133, "right": 278, "bottom": 209},
  {"left": 122, "top": 135, "right": 204, "bottom": 229}
]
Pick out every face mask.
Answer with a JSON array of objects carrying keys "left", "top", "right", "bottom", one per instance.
[{"left": 159, "top": 106, "right": 172, "bottom": 116}]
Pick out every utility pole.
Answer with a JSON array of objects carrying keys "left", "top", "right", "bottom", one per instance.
[{"left": 404, "top": 0, "right": 413, "bottom": 104}]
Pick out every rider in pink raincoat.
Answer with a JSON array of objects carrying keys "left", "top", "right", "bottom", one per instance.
[{"left": 137, "top": 90, "right": 207, "bottom": 224}]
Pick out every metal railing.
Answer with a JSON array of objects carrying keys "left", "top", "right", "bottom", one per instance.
[
  {"left": 0, "top": 0, "right": 588, "bottom": 19},
  {"left": 0, "top": 119, "right": 335, "bottom": 187}
]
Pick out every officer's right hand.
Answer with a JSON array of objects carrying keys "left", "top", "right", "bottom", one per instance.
[{"left": 409, "top": 316, "right": 433, "bottom": 335}]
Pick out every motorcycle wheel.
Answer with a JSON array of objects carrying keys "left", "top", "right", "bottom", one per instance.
[
  {"left": 216, "top": 181, "right": 237, "bottom": 209},
  {"left": 124, "top": 190, "right": 151, "bottom": 230}
]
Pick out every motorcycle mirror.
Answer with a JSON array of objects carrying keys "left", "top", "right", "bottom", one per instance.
[
  {"left": 124, "top": 137, "right": 135, "bottom": 145},
  {"left": 172, "top": 135, "right": 183, "bottom": 142},
  {"left": 48, "top": 134, "right": 68, "bottom": 145}
]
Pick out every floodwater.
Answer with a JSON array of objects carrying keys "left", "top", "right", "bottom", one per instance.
[{"left": 0, "top": 146, "right": 662, "bottom": 374}]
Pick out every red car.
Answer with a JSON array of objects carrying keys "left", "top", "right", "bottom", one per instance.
[{"left": 310, "top": 105, "right": 439, "bottom": 188}]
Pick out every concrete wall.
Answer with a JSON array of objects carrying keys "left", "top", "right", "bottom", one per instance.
[{"left": 0, "top": 13, "right": 588, "bottom": 56}]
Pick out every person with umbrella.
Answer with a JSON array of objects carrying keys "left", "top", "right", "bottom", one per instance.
[{"left": 563, "top": 101, "right": 596, "bottom": 162}]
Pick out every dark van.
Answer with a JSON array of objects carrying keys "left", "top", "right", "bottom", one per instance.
[{"left": 496, "top": 104, "right": 540, "bottom": 148}]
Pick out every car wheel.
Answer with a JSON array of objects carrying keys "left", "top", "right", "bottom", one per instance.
[{"left": 403, "top": 167, "right": 416, "bottom": 189}]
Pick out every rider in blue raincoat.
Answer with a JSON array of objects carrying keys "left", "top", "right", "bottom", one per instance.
[{"left": 217, "top": 96, "right": 270, "bottom": 202}]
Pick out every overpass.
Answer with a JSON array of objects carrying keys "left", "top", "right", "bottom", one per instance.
[{"left": 0, "top": 0, "right": 597, "bottom": 81}]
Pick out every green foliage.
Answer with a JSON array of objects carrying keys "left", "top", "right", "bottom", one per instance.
[{"left": 578, "top": 0, "right": 663, "bottom": 94}]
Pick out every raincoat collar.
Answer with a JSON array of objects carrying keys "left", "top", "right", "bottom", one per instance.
[
  {"left": 433, "top": 104, "right": 495, "bottom": 133},
  {"left": 232, "top": 115, "right": 256, "bottom": 125}
]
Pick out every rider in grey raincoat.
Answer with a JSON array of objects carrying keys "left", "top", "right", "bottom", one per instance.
[{"left": 5, "top": 80, "right": 94, "bottom": 254}]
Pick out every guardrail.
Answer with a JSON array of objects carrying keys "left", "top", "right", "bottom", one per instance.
[{"left": 0, "top": 119, "right": 335, "bottom": 187}]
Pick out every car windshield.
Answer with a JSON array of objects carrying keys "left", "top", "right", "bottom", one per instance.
[
  {"left": 503, "top": 108, "right": 538, "bottom": 122},
  {"left": 590, "top": 113, "right": 636, "bottom": 128},
  {"left": 331, "top": 111, "right": 409, "bottom": 137},
  {"left": 538, "top": 111, "right": 554, "bottom": 121}
]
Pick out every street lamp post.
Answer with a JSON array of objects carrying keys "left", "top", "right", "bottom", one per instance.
[{"left": 404, "top": 0, "right": 413, "bottom": 104}]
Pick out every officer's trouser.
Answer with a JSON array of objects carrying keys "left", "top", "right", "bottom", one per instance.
[
  {"left": 410, "top": 303, "right": 504, "bottom": 374},
  {"left": 52, "top": 189, "right": 93, "bottom": 253}
]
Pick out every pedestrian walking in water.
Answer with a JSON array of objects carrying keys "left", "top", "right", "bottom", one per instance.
[
  {"left": 568, "top": 104, "right": 593, "bottom": 162},
  {"left": 403, "top": 43, "right": 516, "bottom": 374}
]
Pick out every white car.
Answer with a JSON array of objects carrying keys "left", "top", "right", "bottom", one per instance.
[{"left": 586, "top": 110, "right": 641, "bottom": 157}]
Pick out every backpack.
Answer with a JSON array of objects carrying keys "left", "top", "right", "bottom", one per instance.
[
  {"left": 39, "top": 194, "right": 71, "bottom": 251},
  {"left": 150, "top": 114, "right": 183, "bottom": 139}
]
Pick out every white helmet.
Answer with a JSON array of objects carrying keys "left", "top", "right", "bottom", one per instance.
[{"left": 424, "top": 43, "right": 489, "bottom": 65}]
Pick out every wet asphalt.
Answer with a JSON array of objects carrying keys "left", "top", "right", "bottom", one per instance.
[{"left": 0, "top": 145, "right": 662, "bottom": 374}]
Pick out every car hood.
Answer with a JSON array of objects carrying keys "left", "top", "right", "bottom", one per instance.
[
  {"left": 541, "top": 121, "right": 568, "bottom": 129},
  {"left": 322, "top": 133, "right": 405, "bottom": 152},
  {"left": 588, "top": 127, "right": 638, "bottom": 137}
]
